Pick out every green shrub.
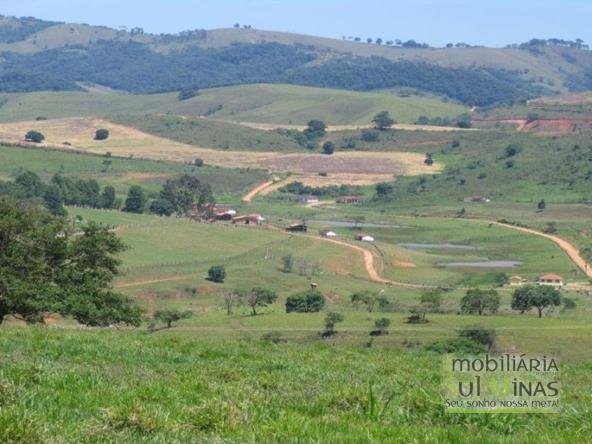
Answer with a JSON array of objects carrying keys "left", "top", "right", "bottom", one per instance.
[
  {"left": 286, "top": 289, "right": 325, "bottom": 313},
  {"left": 25, "top": 130, "right": 45, "bottom": 143},
  {"left": 94, "top": 128, "right": 110, "bottom": 141},
  {"left": 207, "top": 265, "right": 226, "bottom": 283}
]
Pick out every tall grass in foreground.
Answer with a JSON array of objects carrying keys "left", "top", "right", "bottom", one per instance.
[{"left": 0, "top": 327, "right": 591, "bottom": 443}]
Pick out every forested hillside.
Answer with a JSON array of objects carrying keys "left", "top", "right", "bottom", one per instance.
[{"left": 1, "top": 15, "right": 590, "bottom": 106}]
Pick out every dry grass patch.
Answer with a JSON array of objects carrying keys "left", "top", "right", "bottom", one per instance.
[
  {"left": 228, "top": 120, "right": 475, "bottom": 133},
  {"left": 0, "top": 117, "right": 441, "bottom": 187}
]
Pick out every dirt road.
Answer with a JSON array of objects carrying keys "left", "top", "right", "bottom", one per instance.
[
  {"left": 306, "top": 234, "right": 433, "bottom": 289},
  {"left": 492, "top": 221, "right": 592, "bottom": 278},
  {"left": 242, "top": 180, "right": 275, "bottom": 202},
  {"left": 115, "top": 274, "right": 196, "bottom": 289}
]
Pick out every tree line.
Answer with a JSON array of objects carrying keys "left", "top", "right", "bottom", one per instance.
[{"left": 0, "top": 171, "right": 214, "bottom": 218}]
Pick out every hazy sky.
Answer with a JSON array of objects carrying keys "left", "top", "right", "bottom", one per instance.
[{"left": 2, "top": 0, "right": 591, "bottom": 47}]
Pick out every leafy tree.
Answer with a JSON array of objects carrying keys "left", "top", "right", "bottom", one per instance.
[
  {"left": 406, "top": 307, "right": 428, "bottom": 324},
  {"left": 159, "top": 174, "right": 213, "bottom": 214},
  {"left": 493, "top": 272, "right": 509, "bottom": 287},
  {"left": 94, "top": 129, "right": 110, "bottom": 141},
  {"left": 244, "top": 287, "right": 278, "bottom": 315},
  {"left": 100, "top": 185, "right": 117, "bottom": 209},
  {"left": 25, "top": 130, "right": 45, "bottom": 143},
  {"left": 460, "top": 288, "right": 500, "bottom": 315},
  {"left": 350, "top": 290, "right": 383, "bottom": 312},
  {"left": 511, "top": 285, "right": 562, "bottom": 318},
  {"left": 43, "top": 185, "right": 66, "bottom": 216},
  {"left": 322, "top": 311, "right": 344, "bottom": 337},
  {"left": 322, "top": 141, "right": 335, "bottom": 155},
  {"left": 149, "top": 198, "right": 175, "bottom": 216},
  {"left": 370, "top": 317, "right": 391, "bottom": 336},
  {"left": 152, "top": 309, "right": 192, "bottom": 329},
  {"left": 59, "top": 222, "right": 143, "bottom": 326},
  {"left": 459, "top": 326, "right": 496, "bottom": 352},
  {"left": 281, "top": 254, "right": 294, "bottom": 273},
  {"left": 361, "top": 129, "right": 379, "bottom": 142},
  {"left": 303, "top": 120, "right": 326, "bottom": 139},
  {"left": 372, "top": 111, "right": 395, "bottom": 130},
  {"left": 123, "top": 185, "right": 147, "bottom": 213},
  {"left": 0, "top": 200, "right": 142, "bottom": 326},
  {"left": 375, "top": 182, "right": 394, "bottom": 198},
  {"left": 420, "top": 290, "right": 443, "bottom": 312},
  {"left": 207, "top": 265, "right": 226, "bottom": 283},
  {"left": 15, "top": 170, "right": 45, "bottom": 198},
  {"left": 286, "top": 289, "right": 325, "bottom": 313}
]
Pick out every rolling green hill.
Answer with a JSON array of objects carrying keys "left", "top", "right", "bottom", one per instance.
[
  {"left": 0, "top": 84, "right": 467, "bottom": 126},
  {"left": 162, "top": 84, "right": 467, "bottom": 125}
]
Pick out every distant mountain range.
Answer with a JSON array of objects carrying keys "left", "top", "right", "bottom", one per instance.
[{"left": 1, "top": 15, "right": 591, "bottom": 106}]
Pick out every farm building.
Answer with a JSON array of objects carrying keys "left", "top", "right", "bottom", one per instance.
[
  {"left": 337, "top": 195, "right": 362, "bottom": 204},
  {"left": 537, "top": 273, "right": 564, "bottom": 287},
  {"left": 213, "top": 207, "right": 237, "bottom": 221},
  {"left": 299, "top": 195, "right": 320, "bottom": 204},
  {"left": 508, "top": 275, "right": 528, "bottom": 286},
  {"left": 320, "top": 230, "right": 337, "bottom": 238},
  {"left": 286, "top": 223, "right": 307, "bottom": 232},
  {"left": 233, "top": 214, "right": 265, "bottom": 225},
  {"left": 355, "top": 233, "right": 374, "bottom": 242}
]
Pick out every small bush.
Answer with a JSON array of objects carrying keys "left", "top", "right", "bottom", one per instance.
[
  {"left": 322, "top": 141, "right": 335, "bottom": 155},
  {"left": 425, "top": 337, "right": 486, "bottom": 354},
  {"left": 286, "top": 289, "right": 325, "bottom": 313},
  {"left": 207, "top": 265, "right": 226, "bottom": 283},
  {"left": 178, "top": 87, "right": 199, "bottom": 101},
  {"left": 25, "top": 130, "right": 45, "bottom": 143},
  {"left": 361, "top": 129, "right": 379, "bottom": 142},
  {"left": 94, "top": 129, "right": 110, "bottom": 141}
]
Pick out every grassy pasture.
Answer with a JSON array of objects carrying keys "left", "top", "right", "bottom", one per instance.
[
  {"left": 113, "top": 114, "right": 304, "bottom": 152},
  {"left": 0, "top": 143, "right": 266, "bottom": 197},
  {"left": 162, "top": 84, "right": 467, "bottom": 125},
  {"left": 0, "top": 83, "right": 467, "bottom": 126}
]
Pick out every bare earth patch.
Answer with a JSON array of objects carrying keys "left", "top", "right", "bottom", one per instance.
[{"left": 0, "top": 117, "right": 441, "bottom": 186}]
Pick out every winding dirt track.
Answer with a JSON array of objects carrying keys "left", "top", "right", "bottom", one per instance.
[
  {"left": 114, "top": 218, "right": 592, "bottom": 290},
  {"left": 312, "top": 235, "right": 432, "bottom": 289},
  {"left": 491, "top": 221, "right": 592, "bottom": 278},
  {"left": 115, "top": 274, "right": 197, "bottom": 289},
  {"left": 242, "top": 181, "right": 274, "bottom": 202}
]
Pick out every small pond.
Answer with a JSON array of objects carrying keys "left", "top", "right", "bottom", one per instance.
[
  {"left": 439, "top": 260, "right": 523, "bottom": 268},
  {"left": 399, "top": 243, "right": 477, "bottom": 250}
]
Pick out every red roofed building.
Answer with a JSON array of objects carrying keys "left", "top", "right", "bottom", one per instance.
[{"left": 537, "top": 273, "right": 564, "bottom": 287}]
